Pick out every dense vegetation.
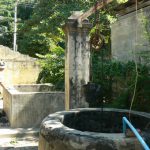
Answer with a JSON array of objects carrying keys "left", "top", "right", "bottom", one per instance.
[
  {"left": 0, "top": 0, "right": 149, "bottom": 112},
  {"left": 0, "top": 0, "right": 14, "bottom": 47},
  {"left": 0, "top": 0, "right": 36, "bottom": 48},
  {"left": 17, "top": 0, "right": 117, "bottom": 89},
  {"left": 91, "top": 53, "right": 150, "bottom": 112}
]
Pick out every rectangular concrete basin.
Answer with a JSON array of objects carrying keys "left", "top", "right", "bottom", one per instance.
[{"left": 3, "top": 84, "right": 65, "bottom": 128}]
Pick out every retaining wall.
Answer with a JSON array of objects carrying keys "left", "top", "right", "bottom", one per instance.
[
  {"left": 3, "top": 84, "right": 65, "bottom": 128},
  {"left": 0, "top": 45, "right": 41, "bottom": 85}
]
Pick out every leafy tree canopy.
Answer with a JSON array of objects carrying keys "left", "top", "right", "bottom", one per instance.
[
  {"left": 0, "top": 0, "right": 37, "bottom": 48},
  {"left": 0, "top": 0, "right": 130, "bottom": 88},
  {"left": 18, "top": 0, "right": 127, "bottom": 56}
]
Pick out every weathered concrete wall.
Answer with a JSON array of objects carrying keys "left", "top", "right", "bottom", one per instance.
[
  {"left": 111, "top": 5, "right": 150, "bottom": 64},
  {"left": 64, "top": 11, "right": 92, "bottom": 109},
  {"left": 3, "top": 84, "right": 65, "bottom": 128},
  {"left": 0, "top": 45, "right": 41, "bottom": 85}
]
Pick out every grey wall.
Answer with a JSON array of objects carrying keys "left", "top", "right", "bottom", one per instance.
[
  {"left": 0, "top": 45, "right": 41, "bottom": 85},
  {"left": 3, "top": 85, "right": 65, "bottom": 128},
  {"left": 111, "top": 5, "right": 150, "bottom": 64}
]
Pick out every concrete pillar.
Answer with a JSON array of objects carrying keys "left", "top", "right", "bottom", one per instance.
[{"left": 64, "top": 11, "right": 92, "bottom": 109}]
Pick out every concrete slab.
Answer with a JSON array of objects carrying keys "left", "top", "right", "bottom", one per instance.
[
  {"left": 0, "top": 128, "right": 39, "bottom": 150},
  {"left": 0, "top": 128, "right": 39, "bottom": 138},
  {"left": 0, "top": 137, "right": 38, "bottom": 150}
]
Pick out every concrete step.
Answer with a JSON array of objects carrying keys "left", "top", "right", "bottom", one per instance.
[
  {"left": 0, "top": 137, "right": 38, "bottom": 150},
  {"left": 0, "top": 128, "right": 39, "bottom": 138},
  {"left": 0, "top": 128, "right": 39, "bottom": 150}
]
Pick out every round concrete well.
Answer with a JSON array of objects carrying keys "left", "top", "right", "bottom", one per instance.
[{"left": 39, "top": 108, "right": 150, "bottom": 150}]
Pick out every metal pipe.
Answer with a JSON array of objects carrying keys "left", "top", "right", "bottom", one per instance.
[
  {"left": 122, "top": 117, "right": 150, "bottom": 150},
  {"left": 13, "top": 0, "right": 19, "bottom": 51}
]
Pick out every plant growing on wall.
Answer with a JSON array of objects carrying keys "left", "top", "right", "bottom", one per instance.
[
  {"left": 37, "top": 45, "right": 65, "bottom": 90},
  {"left": 91, "top": 57, "right": 150, "bottom": 112}
]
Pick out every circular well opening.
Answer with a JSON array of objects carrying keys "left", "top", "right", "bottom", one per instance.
[{"left": 63, "top": 110, "right": 150, "bottom": 133}]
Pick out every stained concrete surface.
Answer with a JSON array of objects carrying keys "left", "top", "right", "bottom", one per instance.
[
  {"left": 0, "top": 100, "right": 39, "bottom": 150},
  {"left": 0, "top": 137, "right": 38, "bottom": 150},
  {"left": 3, "top": 84, "right": 65, "bottom": 128}
]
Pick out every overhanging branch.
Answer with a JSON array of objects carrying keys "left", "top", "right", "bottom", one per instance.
[{"left": 77, "top": 0, "right": 113, "bottom": 25}]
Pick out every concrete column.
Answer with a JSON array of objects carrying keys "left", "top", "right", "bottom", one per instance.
[{"left": 64, "top": 11, "right": 92, "bottom": 109}]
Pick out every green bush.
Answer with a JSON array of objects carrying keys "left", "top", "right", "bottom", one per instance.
[
  {"left": 37, "top": 45, "right": 65, "bottom": 91},
  {"left": 91, "top": 57, "right": 150, "bottom": 112}
]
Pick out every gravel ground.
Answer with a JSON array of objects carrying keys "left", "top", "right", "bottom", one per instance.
[
  {"left": 0, "top": 100, "right": 38, "bottom": 150},
  {"left": 0, "top": 137, "right": 38, "bottom": 150}
]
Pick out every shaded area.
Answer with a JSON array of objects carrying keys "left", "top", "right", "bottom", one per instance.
[
  {"left": 0, "top": 109, "right": 9, "bottom": 127},
  {"left": 63, "top": 110, "right": 150, "bottom": 133}
]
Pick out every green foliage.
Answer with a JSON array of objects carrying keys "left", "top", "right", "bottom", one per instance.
[
  {"left": 37, "top": 45, "right": 65, "bottom": 90},
  {"left": 0, "top": 0, "right": 36, "bottom": 48},
  {"left": 2, "top": 0, "right": 149, "bottom": 113},
  {"left": 17, "top": 0, "right": 97, "bottom": 56},
  {"left": 18, "top": 31, "right": 52, "bottom": 57},
  {"left": 19, "top": 0, "right": 115, "bottom": 88},
  {"left": 18, "top": 0, "right": 126, "bottom": 56},
  {"left": 91, "top": 54, "right": 150, "bottom": 112},
  {"left": 0, "top": 0, "right": 14, "bottom": 47},
  {"left": 0, "top": 0, "right": 129, "bottom": 51}
]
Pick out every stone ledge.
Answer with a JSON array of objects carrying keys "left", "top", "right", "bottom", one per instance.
[{"left": 39, "top": 108, "right": 150, "bottom": 150}]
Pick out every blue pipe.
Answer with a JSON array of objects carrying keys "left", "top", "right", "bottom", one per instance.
[{"left": 122, "top": 117, "right": 150, "bottom": 150}]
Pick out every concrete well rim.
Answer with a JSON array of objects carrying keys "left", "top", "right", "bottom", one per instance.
[{"left": 40, "top": 108, "right": 150, "bottom": 143}]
